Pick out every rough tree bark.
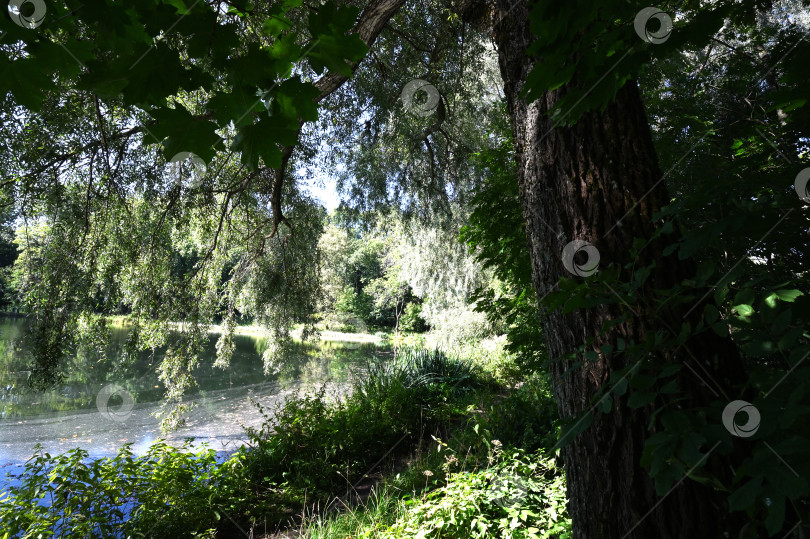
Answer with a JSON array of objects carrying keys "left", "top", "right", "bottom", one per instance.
[
  {"left": 267, "top": 0, "right": 752, "bottom": 532},
  {"left": 488, "top": 0, "right": 750, "bottom": 537}
]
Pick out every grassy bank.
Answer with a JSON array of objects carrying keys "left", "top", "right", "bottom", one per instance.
[
  {"left": 299, "top": 370, "right": 569, "bottom": 539},
  {"left": 0, "top": 347, "right": 570, "bottom": 538}
]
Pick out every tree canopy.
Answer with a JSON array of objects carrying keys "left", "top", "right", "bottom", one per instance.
[{"left": 2, "top": 0, "right": 810, "bottom": 535}]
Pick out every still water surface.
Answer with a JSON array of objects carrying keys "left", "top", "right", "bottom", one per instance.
[{"left": 0, "top": 319, "right": 390, "bottom": 466}]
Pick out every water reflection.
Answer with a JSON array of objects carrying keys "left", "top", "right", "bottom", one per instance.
[{"left": 0, "top": 319, "right": 391, "bottom": 420}]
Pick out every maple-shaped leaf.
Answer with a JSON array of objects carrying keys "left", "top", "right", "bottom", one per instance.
[
  {"left": 206, "top": 87, "right": 265, "bottom": 127},
  {"left": 147, "top": 106, "right": 223, "bottom": 163},
  {"left": 231, "top": 118, "right": 289, "bottom": 170},
  {"left": 308, "top": 34, "right": 368, "bottom": 76},
  {"left": 271, "top": 77, "right": 321, "bottom": 123},
  {"left": 0, "top": 58, "right": 55, "bottom": 111}
]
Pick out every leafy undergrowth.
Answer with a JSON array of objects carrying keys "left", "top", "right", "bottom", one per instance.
[
  {"left": 301, "top": 446, "right": 570, "bottom": 539},
  {"left": 1, "top": 348, "right": 519, "bottom": 538},
  {"left": 299, "top": 372, "right": 570, "bottom": 539}
]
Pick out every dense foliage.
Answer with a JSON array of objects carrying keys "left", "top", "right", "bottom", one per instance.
[
  {"left": 2, "top": 0, "right": 810, "bottom": 536},
  {"left": 0, "top": 348, "right": 560, "bottom": 537}
]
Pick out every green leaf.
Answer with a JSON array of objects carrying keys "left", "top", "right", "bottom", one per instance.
[
  {"left": 771, "top": 309, "right": 792, "bottom": 335},
  {"left": 734, "top": 289, "right": 756, "bottom": 307},
  {"left": 630, "top": 372, "right": 656, "bottom": 390},
  {"left": 703, "top": 303, "right": 720, "bottom": 324},
  {"left": 232, "top": 44, "right": 291, "bottom": 90},
  {"left": 734, "top": 304, "right": 754, "bottom": 317},
  {"left": 598, "top": 394, "right": 612, "bottom": 413},
  {"left": 658, "top": 364, "right": 681, "bottom": 379},
  {"left": 231, "top": 118, "right": 288, "bottom": 169},
  {"left": 308, "top": 35, "right": 368, "bottom": 76},
  {"left": 728, "top": 477, "right": 762, "bottom": 511},
  {"left": 206, "top": 87, "right": 265, "bottom": 127},
  {"left": 613, "top": 378, "right": 628, "bottom": 397},
  {"left": 764, "top": 496, "right": 785, "bottom": 536},
  {"left": 778, "top": 327, "right": 804, "bottom": 351},
  {"left": 147, "top": 106, "right": 222, "bottom": 162},
  {"left": 627, "top": 391, "right": 656, "bottom": 409},
  {"left": 711, "top": 321, "right": 729, "bottom": 337},
  {"left": 773, "top": 289, "right": 803, "bottom": 303},
  {"left": 263, "top": 14, "right": 293, "bottom": 37},
  {"left": 0, "top": 58, "right": 54, "bottom": 110},
  {"left": 308, "top": 3, "right": 359, "bottom": 36},
  {"left": 271, "top": 77, "right": 321, "bottom": 123}
]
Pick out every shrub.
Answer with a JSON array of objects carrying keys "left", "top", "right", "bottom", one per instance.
[
  {"left": 485, "top": 372, "right": 559, "bottom": 453},
  {"left": 421, "top": 307, "right": 493, "bottom": 348},
  {"left": 376, "top": 448, "right": 570, "bottom": 539},
  {"left": 399, "top": 302, "right": 426, "bottom": 332},
  {"left": 242, "top": 349, "right": 482, "bottom": 499},
  {"left": 0, "top": 348, "right": 486, "bottom": 537},
  {"left": 335, "top": 287, "right": 374, "bottom": 326},
  {"left": 0, "top": 440, "right": 273, "bottom": 539}
]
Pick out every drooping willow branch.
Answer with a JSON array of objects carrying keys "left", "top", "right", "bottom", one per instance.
[{"left": 267, "top": 0, "right": 408, "bottom": 237}]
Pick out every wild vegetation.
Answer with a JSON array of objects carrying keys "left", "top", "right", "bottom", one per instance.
[
  {"left": 0, "top": 349, "right": 567, "bottom": 537},
  {"left": 1, "top": 0, "right": 809, "bottom": 537}
]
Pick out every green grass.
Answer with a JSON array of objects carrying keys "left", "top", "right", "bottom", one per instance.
[
  {"left": 299, "top": 434, "right": 571, "bottom": 539},
  {"left": 298, "top": 487, "right": 405, "bottom": 538},
  {"left": 298, "top": 369, "right": 567, "bottom": 539}
]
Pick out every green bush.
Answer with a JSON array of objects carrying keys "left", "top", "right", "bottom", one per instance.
[
  {"left": 392, "top": 348, "right": 487, "bottom": 405},
  {"left": 0, "top": 349, "right": 486, "bottom": 537},
  {"left": 242, "top": 349, "right": 482, "bottom": 498},
  {"left": 242, "top": 384, "right": 417, "bottom": 498},
  {"left": 0, "top": 440, "right": 279, "bottom": 539},
  {"left": 372, "top": 447, "right": 570, "bottom": 539},
  {"left": 335, "top": 287, "right": 374, "bottom": 326},
  {"left": 399, "top": 302, "right": 426, "bottom": 332},
  {"left": 485, "top": 372, "right": 559, "bottom": 453}
]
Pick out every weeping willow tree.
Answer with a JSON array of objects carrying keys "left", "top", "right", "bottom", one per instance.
[
  {"left": 310, "top": 0, "right": 505, "bottom": 220},
  {"left": 3, "top": 0, "right": 810, "bottom": 535},
  {"left": 5, "top": 96, "right": 325, "bottom": 425},
  {"left": 0, "top": 0, "right": 505, "bottom": 429},
  {"left": 0, "top": 10, "right": 333, "bottom": 427}
]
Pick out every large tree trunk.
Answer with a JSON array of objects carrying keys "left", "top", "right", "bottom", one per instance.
[{"left": 489, "top": 1, "right": 749, "bottom": 537}]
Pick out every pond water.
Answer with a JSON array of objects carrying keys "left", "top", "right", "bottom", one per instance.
[{"left": 0, "top": 319, "right": 391, "bottom": 469}]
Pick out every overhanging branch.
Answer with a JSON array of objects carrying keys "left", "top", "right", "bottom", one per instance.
[{"left": 268, "top": 0, "right": 408, "bottom": 236}]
